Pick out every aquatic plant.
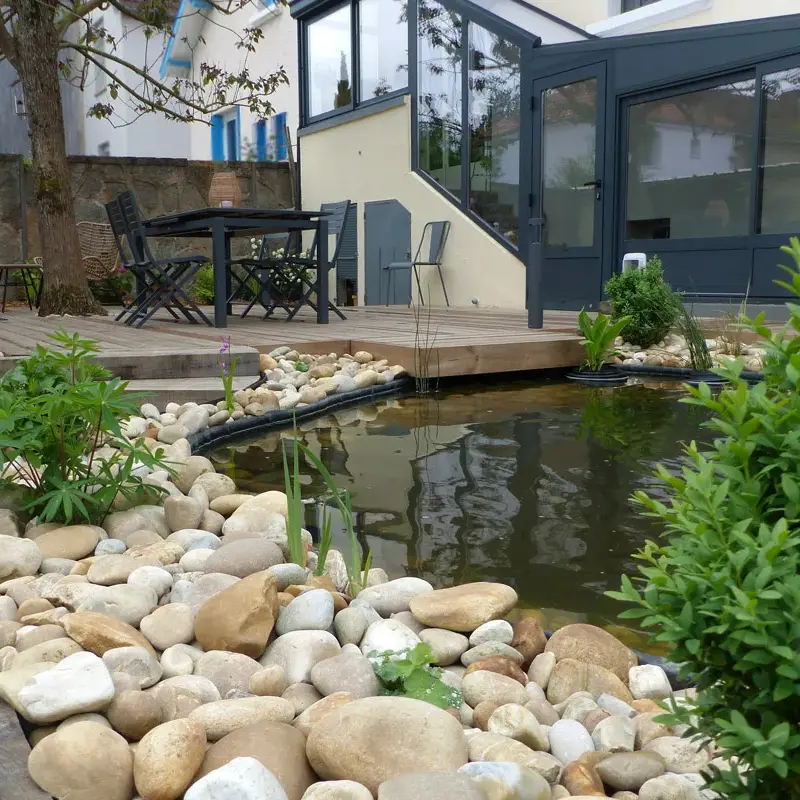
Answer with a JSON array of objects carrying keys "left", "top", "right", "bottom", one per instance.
[
  {"left": 281, "top": 430, "right": 307, "bottom": 568},
  {"left": 676, "top": 306, "right": 713, "bottom": 371},
  {"left": 218, "top": 336, "right": 239, "bottom": 413},
  {"left": 577, "top": 308, "right": 632, "bottom": 371}
]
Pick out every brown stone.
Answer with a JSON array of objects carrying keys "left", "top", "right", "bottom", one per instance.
[
  {"left": 631, "top": 699, "right": 663, "bottom": 714},
  {"left": 465, "top": 656, "right": 528, "bottom": 686},
  {"left": 561, "top": 761, "right": 606, "bottom": 796},
  {"left": 472, "top": 700, "right": 501, "bottom": 731},
  {"left": 409, "top": 582, "right": 518, "bottom": 632},
  {"left": 34, "top": 526, "right": 103, "bottom": 560},
  {"left": 62, "top": 611, "right": 157, "bottom": 658},
  {"left": 584, "top": 707, "right": 612, "bottom": 733},
  {"left": 16, "top": 598, "right": 54, "bottom": 621},
  {"left": 294, "top": 692, "right": 355, "bottom": 737},
  {"left": 306, "top": 575, "right": 337, "bottom": 592},
  {"left": 277, "top": 592, "right": 294, "bottom": 607},
  {"left": 106, "top": 690, "right": 163, "bottom": 741},
  {"left": 511, "top": 617, "right": 547, "bottom": 669},
  {"left": 546, "top": 658, "right": 633, "bottom": 704},
  {"left": 545, "top": 624, "right": 637, "bottom": 682},
  {"left": 196, "top": 721, "right": 316, "bottom": 800}
]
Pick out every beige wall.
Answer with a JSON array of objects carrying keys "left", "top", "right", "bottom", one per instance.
[
  {"left": 300, "top": 98, "right": 527, "bottom": 310},
  {"left": 525, "top": 0, "right": 608, "bottom": 29},
  {"left": 187, "top": 4, "right": 298, "bottom": 162},
  {"left": 645, "top": 0, "right": 800, "bottom": 32}
]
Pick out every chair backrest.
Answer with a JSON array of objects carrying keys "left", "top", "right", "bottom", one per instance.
[
  {"left": 416, "top": 221, "right": 451, "bottom": 266},
  {"left": 105, "top": 198, "right": 135, "bottom": 269},
  {"left": 117, "top": 189, "right": 154, "bottom": 265},
  {"left": 309, "top": 200, "right": 352, "bottom": 268}
]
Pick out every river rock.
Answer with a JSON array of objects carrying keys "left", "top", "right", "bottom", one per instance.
[
  {"left": 193, "top": 472, "right": 237, "bottom": 502},
  {"left": 186, "top": 757, "right": 289, "bottom": 800},
  {"left": 378, "top": 772, "right": 487, "bottom": 799},
  {"left": 0, "top": 535, "right": 43, "bottom": 580},
  {"left": 160, "top": 643, "right": 200, "bottom": 679},
  {"left": 189, "top": 696, "right": 295, "bottom": 740},
  {"left": 17, "top": 651, "right": 115, "bottom": 723},
  {"left": 303, "top": 781, "right": 373, "bottom": 799},
  {"left": 310, "top": 652, "right": 381, "bottom": 698},
  {"left": 34, "top": 526, "right": 102, "bottom": 560},
  {"left": 197, "top": 721, "right": 315, "bottom": 800},
  {"left": 545, "top": 623, "right": 637, "bottom": 682},
  {"left": 511, "top": 618, "right": 548, "bottom": 669},
  {"left": 409, "top": 582, "right": 518, "bottom": 632},
  {"left": 204, "top": 539, "right": 284, "bottom": 578},
  {"left": 546, "top": 658, "right": 633, "bottom": 704},
  {"left": 15, "top": 623, "right": 66, "bottom": 651},
  {"left": 461, "top": 670, "right": 528, "bottom": 708},
  {"left": 210, "top": 494, "right": 253, "bottom": 516},
  {"left": 487, "top": 703, "right": 549, "bottom": 750},
  {"left": 167, "top": 529, "right": 222, "bottom": 552},
  {"left": 635, "top": 712, "right": 673, "bottom": 748},
  {"left": 267, "top": 563, "right": 307, "bottom": 591},
  {"left": 14, "top": 637, "right": 82, "bottom": 668},
  {"left": 128, "top": 565, "right": 173, "bottom": 597},
  {"left": 106, "top": 689, "right": 163, "bottom": 740},
  {"left": 140, "top": 603, "right": 195, "bottom": 650},
  {"left": 194, "top": 571, "right": 278, "bottom": 657},
  {"left": 28, "top": 721, "right": 134, "bottom": 800},
  {"left": 94, "top": 539, "right": 127, "bottom": 556},
  {"left": 133, "top": 718, "right": 207, "bottom": 800},
  {"left": 462, "top": 641, "right": 524, "bottom": 666},
  {"left": 419, "top": 628, "right": 469, "bottom": 666},
  {"left": 355, "top": 578, "right": 433, "bottom": 616},
  {"left": 548, "top": 719, "right": 595, "bottom": 764},
  {"left": 179, "top": 572, "right": 240, "bottom": 614},
  {"left": 195, "top": 650, "right": 262, "bottom": 696},
  {"left": 333, "top": 607, "right": 369, "bottom": 646},
  {"left": 629, "top": 664, "right": 673, "bottom": 700},
  {"left": 277, "top": 589, "right": 335, "bottom": 635},
  {"left": 76, "top": 584, "right": 158, "bottom": 627},
  {"left": 249, "top": 664, "right": 287, "bottom": 696},
  {"left": 63, "top": 613, "right": 153, "bottom": 663},
  {"left": 86, "top": 555, "right": 143, "bottom": 586},
  {"left": 260, "top": 630, "right": 341, "bottom": 684},
  {"left": 306, "top": 696, "right": 468, "bottom": 794},
  {"left": 294, "top": 692, "right": 355, "bottom": 737},
  {"left": 469, "top": 620, "right": 513, "bottom": 648},
  {"left": 597, "top": 692, "right": 637, "bottom": 718},
  {"left": 361, "top": 619, "right": 420, "bottom": 657},
  {"left": 465, "top": 655, "right": 528, "bottom": 686},
  {"left": 638, "top": 774, "right": 702, "bottom": 800},
  {"left": 592, "top": 714, "right": 636, "bottom": 752},
  {"left": 596, "top": 751, "right": 668, "bottom": 791},
  {"left": 164, "top": 495, "right": 204, "bottom": 532},
  {"left": 644, "top": 736, "right": 711, "bottom": 774},
  {"left": 102, "top": 645, "right": 162, "bottom": 688},
  {"left": 459, "top": 762, "right": 551, "bottom": 800}
]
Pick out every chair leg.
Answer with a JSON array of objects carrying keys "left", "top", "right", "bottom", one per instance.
[
  {"left": 20, "top": 270, "right": 34, "bottom": 310},
  {"left": 437, "top": 265, "right": 450, "bottom": 308},
  {"left": 1, "top": 270, "right": 9, "bottom": 314},
  {"left": 413, "top": 265, "right": 424, "bottom": 307},
  {"left": 385, "top": 270, "right": 391, "bottom": 307}
]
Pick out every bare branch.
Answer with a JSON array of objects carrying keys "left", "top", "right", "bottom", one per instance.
[{"left": 0, "top": 15, "right": 19, "bottom": 69}]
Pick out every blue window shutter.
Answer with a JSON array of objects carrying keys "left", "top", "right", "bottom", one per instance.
[
  {"left": 236, "top": 106, "right": 242, "bottom": 161},
  {"left": 211, "top": 115, "right": 224, "bottom": 161},
  {"left": 275, "top": 112, "right": 288, "bottom": 161},
  {"left": 255, "top": 120, "right": 267, "bottom": 161}
]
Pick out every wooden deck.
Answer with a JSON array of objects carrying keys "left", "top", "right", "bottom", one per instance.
[{"left": 0, "top": 305, "right": 584, "bottom": 378}]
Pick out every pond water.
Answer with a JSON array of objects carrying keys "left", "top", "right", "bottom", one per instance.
[{"left": 207, "top": 379, "right": 712, "bottom": 648}]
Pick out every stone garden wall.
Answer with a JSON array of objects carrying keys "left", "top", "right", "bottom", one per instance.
[{"left": 0, "top": 155, "right": 294, "bottom": 264}]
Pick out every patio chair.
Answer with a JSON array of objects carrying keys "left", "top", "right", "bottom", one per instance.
[
  {"left": 0, "top": 262, "right": 42, "bottom": 313},
  {"left": 76, "top": 221, "right": 124, "bottom": 302},
  {"left": 385, "top": 221, "right": 451, "bottom": 307},
  {"left": 106, "top": 190, "right": 212, "bottom": 328}
]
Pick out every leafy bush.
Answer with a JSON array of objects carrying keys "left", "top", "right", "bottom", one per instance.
[
  {"left": 608, "top": 239, "right": 800, "bottom": 798},
  {"left": 192, "top": 264, "right": 215, "bottom": 305},
  {"left": 0, "top": 331, "right": 170, "bottom": 525},
  {"left": 604, "top": 256, "right": 682, "bottom": 348},
  {"left": 369, "top": 643, "right": 463, "bottom": 710},
  {"left": 577, "top": 308, "right": 631, "bottom": 370}
]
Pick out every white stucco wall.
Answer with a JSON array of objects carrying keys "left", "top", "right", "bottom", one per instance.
[
  {"left": 186, "top": 2, "right": 298, "bottom": 162},
  {"left": 299, "top": 98, "right": 527, "bottom": 310}
]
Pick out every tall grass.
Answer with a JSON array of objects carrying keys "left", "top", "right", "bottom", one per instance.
[{"left": 677, "top": 306, "right": 713, "bottom": 371}]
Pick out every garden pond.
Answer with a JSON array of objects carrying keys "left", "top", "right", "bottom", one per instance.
[{"left": 207, "top": 378, "right": 713, "bottom": 651}]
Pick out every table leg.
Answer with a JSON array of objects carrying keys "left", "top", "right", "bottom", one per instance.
[
  {"left": 225, "top": 233, "right": 232, "bottom": 316},
  {"left": 317, "top": 219, "right": 329, "bottom": 325},
  {"left": 211, "top": 218, "right": 227, "bottom": 328}
]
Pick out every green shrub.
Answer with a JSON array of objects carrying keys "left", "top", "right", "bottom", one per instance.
[
  {"left": 0, "top": 331, "right": 170, "bottom": 525},
  {"left": 604, "top": 256, "right": 682, "bottom": 348},
  {"left": 608, "top": 239, "right": 800, "bottom": 798},
  {"left": 192, "top": 264, "right": 215, "bottom": 305}
]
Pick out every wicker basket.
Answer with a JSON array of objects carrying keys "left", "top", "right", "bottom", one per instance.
[{"left": 208, "top": 170, "right": 243, "bottom": 207}]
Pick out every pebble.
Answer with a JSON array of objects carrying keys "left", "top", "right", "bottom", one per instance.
[
  {"left": 249, "top": 664, "right": 287, "bottom": 696},
  {"left": 260, "top": 630, "right": 341, "bottom": 684},
  {"left": 128, "top": 565, "right": 173, "bottom": 597},
  {"left": 204, "top": 539, "right": 284, "bottom": 578},
  {"left": 0, "top": 535, "right": 43, "bottom": 580},
  {"left": 459, "top": 762, "right": 551, "bottom": 800},
  {"left": 303, "top": 780, "right": 373, "bottom": 799},
  {"left": 106, "top": 689, "right": 164, "bottom": 741},
  {"left": 461, "top": 641, "right": 524, "bottom": 667},
  {"left": 103, "top": 645, "right": 163, "bottom": 689},
  {"left": 461, "top": 670, "right": 528, "bottom": 708},
  {"left": 487, "top": 703, "right": 550, "bottom": 751},
  {"left": 548, "top": 719, "right": 595, "bottom": 764},
  {"left": 379, "top": 771, "right": 487, "bottom": 799},
  {"left": 185, "top": 757, "right": 289, "bottom": 800},
  {"left": 76, "top": 584, "right": 158, "bottom": 627},
  {"left": 644, "top": 736, "right": 711, "bottom": 774},
  {"left": 140, "top": 603, "right": 195, "bottom": 650},
  {"left": 419, "top": 628, "right": 470, "bottom": 666},
  {"left": 310, "top": 653, "right": 382, "bottom": 699},
  {"left": 639, "top": 773, "right": 701, "bottom": 800},
  {"left": 592, "top": 714, "right": 636, "bottom": 752},
  {"left": 161, "top": 643, "right": 200, "bottom": 678},
  {"left": 630, "top": 664, "right": 673, "bottom": 700},
  {"left": 277, "top": 589, "right": 335, "bottom": 635},
  {"left": 188, "top": 695, "right": 295, "bottom": 740},
  {"left": 360, "top": 619, "right": 420, "bottom": 658},
  {"left": 95, "top": 539, "right": 127, "bottom": 556},
  {"left": 195, "top": 650, "right": 262, "bottom": 696},
  {"left": 355, "top": 577, "right": 434, "bottom": 616},
  {"left": 469, "top": 620, "right": 514, "bottom": 648},
  {"left": 596, "top": 751, "right": 668, "bottom": 791}
]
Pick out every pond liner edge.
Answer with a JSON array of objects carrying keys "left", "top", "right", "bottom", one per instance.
[
  {"left": 617, "top": 363, "right": 764, "bottom": 383},
  {"left": 188, "top": 378, "right": 414, "bottom": 454}
]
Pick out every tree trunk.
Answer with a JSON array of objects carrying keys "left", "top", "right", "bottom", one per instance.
[{"left": 12, "top": 1, "right": 105, "bottom": 317}]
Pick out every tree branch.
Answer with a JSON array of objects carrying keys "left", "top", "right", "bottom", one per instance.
[{"left": 0, "top": 14, "right": 19, "bottom": 69}]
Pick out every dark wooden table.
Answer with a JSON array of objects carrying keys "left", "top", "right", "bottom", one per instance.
[{"left": 141, "top": 208, "right": 330, "bottom": 328}]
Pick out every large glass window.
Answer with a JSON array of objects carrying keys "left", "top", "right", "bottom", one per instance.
[
  {"left": 759, "top": 67, "right": 800, "bottom": 235},
  {"left": 418, "top": 0, "right": 463, "bottom": 198},
  {"left": 307, "top": 5, "right": 353, "bottom": 118},
  {"left": 468, "top": 25, "right": 521, "bottom": 246},
  {"left": 359, "top": 0, "right": 408, "bottom": 100},
  {"left": 626, "top": 78, "right": 756, "bottom": 240}
]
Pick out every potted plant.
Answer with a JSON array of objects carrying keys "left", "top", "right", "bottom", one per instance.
[{"left": 567, "top": 308, "right": 632, "bottom": 386}]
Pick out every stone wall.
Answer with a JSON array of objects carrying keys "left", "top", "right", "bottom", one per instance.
[{"left": 0, "top": 155, "right": 294, "bottom": 264}]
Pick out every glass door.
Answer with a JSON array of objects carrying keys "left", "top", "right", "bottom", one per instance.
[{"left": 532, "top": 64, "right": 606, "bottom": 310}]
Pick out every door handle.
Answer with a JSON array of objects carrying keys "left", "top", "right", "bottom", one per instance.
[{"left": 582, "top": 179, "right": 602, "bottom": 189}]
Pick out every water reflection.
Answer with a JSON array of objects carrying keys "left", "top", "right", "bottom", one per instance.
[{"left": 208, "top": 380, "right": 711, "bottom": 632}]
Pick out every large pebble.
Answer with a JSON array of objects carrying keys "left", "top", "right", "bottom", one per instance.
[
  {"left": 103, "top": 646, "right": 162, "bottom": 688},
  {"left": 639, "top": 773, "right": 701, "bottom": 800},
  {"left": 544, "top": 623, "right": 637, "bottom": 682},
  {"left": 140, "top": 603, "right": 195, "bottom": 650},
  {"left": 644, "top": 736, "right": 711, "bottom": 774},
  {"left": 249, "top": 664, "right": 287, "bottom": 696},
  {"left": 592, "top": 714, "right": 636, "bottom": 752},
  {"left": 186, "top": 757, "right": 289, "bottom": 800},
  {"left": 106, "top": 689, "right": 164, "bottom": 741},
  {"left": 86, "top": 555, "right": 143, "bottom": 586},
  {"left": 469, "top": 620, "right": 514, "bottom": 648},
  {"left": 360, "top": 619, "right": 420, "bottom": 657},
  {"left": 459, "top": 762, "right": 551, "bottom": 800},
  {"left": 487, "top": 703, "right": 549, "bottom": 750},
  {"left": 629, "top": 664, "right": 673, "bottom": 700},
  {"left": 409, "top": 582, "right": 518, "bottom": 632},
  {"left": 333, "top": 607, "right": 368, "bottom": 646},
  {"left": 355, "top": 577, "right": 433, "bottom": 616},
  {"left": 178, "top": 572, "right": 240, "bottom": 615},
  {"left": 378, "top": 771, "right": 487, "bottom": 799},
  {"left": 167, "top": 529, "right": 222, "bottom": 552},
  {"left": 303, "top": 781, "right": 373, "bottom": 799},
  {"left": 419, "top": 628, "right": 470, "bottom": 666},
  {"left": 546, "top": 657, "right": 633, "bottom": 704},
  {"left": 0, "top": 535, "right": 43, "bottom": 580},
  {"left": 267, "top": 563, "right": 307, "bottom": 591},
  {"left": 62, "top": 611, "right": 156, "bottom": 657},
  {"left": 34, "top": 526, "right": 102, "bottom": 560},
  {"left": 195, "top": 650, "right": 262, "bottom": 696},
  {"left": 205, "top": 539, "right": 284, "bottom": 578},
  {"left": 161, "top": 643, "right": 201, "bottom": 678},
  {"left": 164, "top": 495, "right": 204, "bottom": 532},
  {"left": 260, "top": 630, "right": 341, "bottom": 684},
  {"left": 310, "top": 653, "right": 382, "bottom": 698},
  {"left": 128, "top": 565, "right": 174, "bottom": 597},
  {"left": 76, "top": 584, "right": 158, "bottom": 627},
  {"left": 548, "top": 719, "right": 595, "bottom": 764},
  {"left": 461, "top": 670, "right": 528, "bottom": 708},
  {"left": 189, "top": 696, "right": 295, "bottom": 740},
  {"left": 306, "top": 697, "right": 468, "bottom": 794},
  {"left": 595, "top": 751, "right": 668, "bottom": 791},
  {"left": 277, "top": 589, "right": 335, "bottom": 635}
]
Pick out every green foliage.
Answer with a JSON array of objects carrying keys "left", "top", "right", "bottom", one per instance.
[
  {"left": 369, "top": 643, "right": 463, "bottom": 710},
  {"left": 676, "top": 306, "right": 713, "bottom": 371},
  {"left": 313, "top": 503, "right": 333, "bottom": 577},
  {"left": 281, "top": 430, "right": 307, "bottom": 569},
  {"left": 607, "top": 240, "right": 800, "bottom": 798},
  {"left": 577, "top": 308, "right": 632, "bottom": 371},
  {"left": 192, "top": 264, "right": 215, "bottom": 305},
  {"left": 604, "top": 256, "right": 682, "bottom": 348},
  {"left": 0, "top": 331, "right": 170, "bottom": 525},
  {"left": 295, "top": 361, "right": 310, "bottom": 373}
]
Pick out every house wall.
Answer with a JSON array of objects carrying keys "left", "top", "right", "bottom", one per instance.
[
  {"left": 186, "top": 3, "right": 298, "bottom": 162},
  {"left": 299, "top": 97, "right": 526, "bottom": 309}
]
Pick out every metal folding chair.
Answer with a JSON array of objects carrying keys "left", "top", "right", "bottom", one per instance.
[{"left": 385, "top": 221, "right": 451, "bottom": 307}]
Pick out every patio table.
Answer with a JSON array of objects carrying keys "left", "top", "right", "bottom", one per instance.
[{"left": 141, "top": 208, "right": 330, "bottom": 328}]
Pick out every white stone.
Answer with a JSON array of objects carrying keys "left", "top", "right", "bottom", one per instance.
[
  {"left": 128, "top": 565, "right": 173, "bottom": 597},
  {"left": 597, "top": 692, "right": 637, "bottom": 718},
  {"left": 592, "top": 715, "right": 636, "bottom": 752},
  {"left": 361, "top": 619, "right": 421, "bottom": 658},
  {"left": 354, "top": 577, "right": 433, "bottom": 616},
  {"left": 102, "top": 646, "right": 162, "bottom": 689},
  {"left": 0, "top": 535, "right": 42, "bottom": 580},
  {"left": 95, "top": 539, "right": 127, "bottom": 556},
  {"left": 630, "top": 664, "right": 673, "bottom": 700},
  {"left": 639, "top": 774, "right": 702, "bottom": 800},
  {"left": 16, "top": 652, "right": 114, "bottom": 724},
  {"left": 276, "top": 589, "right": 335, "bottom": 635},
  {"left": 488, "top": 703, "right": 550, "bottom": 751},
  {"left": 185, "top": 757, "right": 288, "bottom": 800},
  {"left": 161, "top": 643, "right": 202, "bottom": 677},
  {"left": 469, "top": 620, "right": 514, "bottom": 648},
  {"left": 260, "top": 630, "right": 341, "bottom": 684},
  {"left": 548, "top": 719, "right": 595, "bottom": 764},
  {"left": 459, "top": 762, "right": 551, "bottom": 800}
]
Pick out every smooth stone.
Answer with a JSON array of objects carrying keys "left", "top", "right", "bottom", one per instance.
[
  {"left": 128, "top": 565, "right": 173, "bottom": 597},
  {"left": 86, "top": 555, "right": 143, "bottom": 586},
  {"left": 174, "top": 456, "right": 215, "bottom": 494},
  {"left": 140, "top": 603, "right": 195, "bottom": 650},
  {"left": 0, "top": 535, "right": 43, "bottom": 580},
  {"left": 166, "top": 529, "right": 222, "bottom": 552},
  {"left": 461, "top": 670, "right": 528, "bottom": 708},
  {"left": 333, "top": 607, "right": 368, "bottom": 646},
  {"left": 545, "top": 624, "right": 637, "bottom": 682},
  {"left": 282, "top": 683, "right": 323, "bottom": 715},
  {"left": 306, "top": 697, "right": 468, "bottom": 794},
  {"left": 180, "top": 549, "right": 215, "bottom": 572},
  {"left": 209, "top": 494, "right": 254, "bottom": 516},
  {"left": 95, "top": 539, "right": 127, "bottom": 556},
  {"left": 193, "top": 472, "right": 238, "bottom": 501},
  {"left": 592, "top": 714, "right": 636, "bottom": 752},
  {"left": 469, "top": 620, "right": 514, "bottom": 648},
  {"left": 28, "top": 721, "right": 134, "bottom": 800},
  {"left": 106, "top": 689, "right": 163, "bottom": 740},
  {"left": 186, "top": 757, "right": 289, "bottom": 800},
  {"left": 303, "top": 781, "right": 373, "bottom": 799},
  {"left": 230, "top": 490, "right": 289, "bottom": 519},
  {"left": 597, "top": 692, "right": 637, "bottom": 718},
  {"left": 160, "top": 643, "right": 199, "bottom": 678},
  {"left": 164, "top": 495, "right": 204, "bottom": 533},
  {"left": 222, "top": 510, "right": 287, "bottom": 538},
  {"left": 546, "top": 658, "right": 633, "bottom": 705},
  {"left": 267, "top": 563, "right": 307, "bottom": 592},
  {"left": 596, "top": 751, "right": 668, "bottom": 791},
  {"left": 465, "top": 655, "right": 529, "bottom": 686},
  {"left": 260, "top": 630, "right": 341, "bottom": 684},
  {"left": 102, "top": 646, "right": 162, "bottom": 689},
  {"left": 204, "top": 539, "right": 284, "bottom": 578},
  {"left": 462, "top": 641, "right": 524, "bottom": 667},
  {"left": 378, "top": 772, "right": 487, "bottom": 799},
  {"left": 354, "top": 577, "right": 433, "bottom": 616},
  {"left": 629, "top": 664, "right": 673, "bottom": 700},
  {"left": 249, "top": 664, "right": 287, "bottom": 696},
  {"left": 638, "top": 773, "right": 701, "bottom": 800},
  {"left": 390, "top": 610, "right": 426, "bottom": 635},
  {"left": 548, "top": 719, "right": 595, "bottom": 764},
  {"left": 487, "top": 703, "right": 549, "bottom": 750},
  {"left": 196, "top": 721, "right": 315, "bottom": 800},
  {"left": 360, "top": 619, "right": 420, "bottom": 657},
  {"left": 34, "top": 526, "right": 102, "bottom": 561},
  {"left": 16, "top": 651, "right": 114, "bottom": 724},
  {"left": 189, "top": 696, "right": 295, "bottom": 741},
  {"left": 635, "top": 712, "right": 673, "bottom": 748},
  {"left": 644, "top": 736, "right": 711, "bottom": 774},
  {"left": 62, "top": 611, "right": 157, "bottom": 657},
  {"left": 459, "top": 762, "right": 551, "bottom": 799},
  {"left": 76, "top": 584, "right": 158, "bottom": 627},
  {"left": 409, "top": 582, "right": 518, "bottom": 632},
  {"left": 310, "top": 653, "right": 382, "bottom": 698},
  {"left": 177, "top": 572, "right": 240, "bottom": 615},
  {"left": 13, "top": 638, "right": 82, "bottom": 668},
  {"left": 294, "top": 692, "right": 355, "bottom": 737},
  {"left": 277, "top": 589, "right": 335, "bottom": 635},
  {"left": 511, "top": 618, "right": 548, "bottom": 669},
  {"left": 15, "top": 624, "right": 66, "bottom": 651},
  {"left": 200, "top": 508, "right": 226, "bottom": 535},
  {"left": 322, "top": 549, "right": 349, "bottom": 593},
  {"left": 195, "top": 650, "right": 262, "bottom": 696},
  {"left": 40, "top": 558, "right": 77, "bottom": 575},
  {"left": 419, "top": 628, "right": 470, "bottom": 666},
  {"left": 133, "top": 718, "right": 207, "bottom": 800}
]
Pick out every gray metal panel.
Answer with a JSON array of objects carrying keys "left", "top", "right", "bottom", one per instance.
[
  {"left": 337, "top": 203, "right": 358, "bottom": 281},
  {"left": 364, "top": 200, "right": 412, "bottom": 306}
]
